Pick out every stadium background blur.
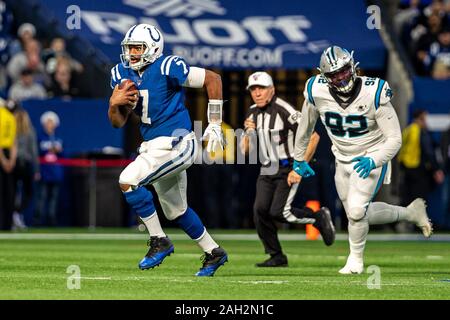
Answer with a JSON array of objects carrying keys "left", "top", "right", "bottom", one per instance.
[{"left": 0, "top": 0, "right": 449, "bottom": 232}]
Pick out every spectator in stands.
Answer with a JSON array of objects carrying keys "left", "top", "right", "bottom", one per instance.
[
  {"left": 397, "top": 109, "right": 445, "bottom": 230},
  {"left": 423, "top": 0, "right": 448, "bottom": 19},
  {"left": 47, "top": 57, "right": 81, "bottom": 98},
  {"left": 394, "top": 0, "right": 421, "bottom": 36},
  {"left": 8, "top": 68, "right": 47, "bottom": 102},
  {"left": 432, "top": 56, "right": 450, "bottom": 78},
  {"left": 427, "top": 27, "right": 450, "bottom": 79},
  {"left": 0, "top": 99, "right": 17, "bottom": 230},
  {"left": 12, "top": 107, "right": 40, "bottom": 230},
  {"left": 415, "top": 12, "right": 446, "bottom": 74},
  {"left": 9, "top": 22, "right": 36, "bottom": 57},
  {"left": 35, "top": 111, "right": 63, "bottom": 226},
  {"left": 0, "top": 15, "right": 13, "bottom": 96},
  {"left": 7, "top": 38, "right": 48, "bottom": 85},
  {"left": 42, "top": 38, "right": 83, "bottom": 75}
]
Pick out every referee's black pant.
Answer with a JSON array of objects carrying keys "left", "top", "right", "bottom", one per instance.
[{"left": 253, "top": 166, "right": 315, "bottom": 256}]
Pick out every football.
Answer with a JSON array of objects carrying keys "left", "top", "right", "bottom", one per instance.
[
  {"left": 118, "top": 78, "right": 137, "bottom": 91},
  {"left": 119, "top": 79, "right": 138, "bottom": 109}
]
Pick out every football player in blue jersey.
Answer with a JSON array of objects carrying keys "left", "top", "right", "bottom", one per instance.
[{"left": 108, "top": 24, "right": 227, "bottom": 276}]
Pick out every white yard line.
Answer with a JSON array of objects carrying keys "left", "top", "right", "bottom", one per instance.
[
  {"left": 73, "top": 277, "right": 112, "bottom": 280},
  {"left": 234, "top": 280, "right": 288, "bottom": 284},
  {"left": 0, "top": 233, "right": 449, "bottom": 241},
  {"left": 1, "top": 273, "right": 448, "bottom": 287}
]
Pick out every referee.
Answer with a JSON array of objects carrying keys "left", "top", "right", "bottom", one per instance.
[{"left": 240, "top": 72, "right": 335, "bottom": 267}]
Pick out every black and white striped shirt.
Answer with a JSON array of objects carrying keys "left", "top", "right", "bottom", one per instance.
[{"left": 246, "top": 96, "right": 301, "bottom": 165}]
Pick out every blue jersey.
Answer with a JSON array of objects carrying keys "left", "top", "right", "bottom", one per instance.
[
  {"left": 110, "top": 55, "right": 192, "bottom": 141},
  {"left": 38, "top": 132, "right": 64, "bottom": 183}
]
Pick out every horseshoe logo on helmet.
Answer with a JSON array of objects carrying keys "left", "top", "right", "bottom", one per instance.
[{"left": 147, "top": 26, "right": 161, "bottom": 42}]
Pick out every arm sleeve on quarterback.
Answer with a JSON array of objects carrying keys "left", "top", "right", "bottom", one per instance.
[
  {"left": 160, "top": 55, "right": 190, "bottom": 86},
  {"left": 182, "top": 67, "right": 205, "bottom": 88},
  {"left": 374, "top": 79, "right": 393, "bottom": 109},
  {"left": 110, "top": 64, "right": 122, "bottom": 89},
  {"left": 371, "top": 101, "right": 402, "bottom": 167},
  {"left": 294, "top": 100, "right": 320, "bottom": 161}
]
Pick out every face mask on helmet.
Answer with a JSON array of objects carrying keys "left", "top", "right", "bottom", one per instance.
[
  {"left": 318, "top": 46, "right": 359, "bottom": 95},
  {"left": 121, "top": 42, "right": 156, "bottom": 71},
  {"left": 324, "top": 64, "right": 356, "bottom": 94}
]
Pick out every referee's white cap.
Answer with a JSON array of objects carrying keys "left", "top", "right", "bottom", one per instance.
[{"left": 246, "top": 72, "right": 273, "bottom": 90}]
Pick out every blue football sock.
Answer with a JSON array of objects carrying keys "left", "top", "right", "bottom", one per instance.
[
  {"left": 175, "top": 207, "right": 205, "bottom": 240},
  {"left": 123, "top": 187, "right": 155, "bottom": 219}
]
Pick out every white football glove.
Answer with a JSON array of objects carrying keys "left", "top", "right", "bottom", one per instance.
[{"left": 202, "top": 123, "right": 226, "bottom": 153}]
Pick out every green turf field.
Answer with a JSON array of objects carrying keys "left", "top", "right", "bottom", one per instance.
[{"left": 0, "top": 229, "right": 449, "bottom": 300}]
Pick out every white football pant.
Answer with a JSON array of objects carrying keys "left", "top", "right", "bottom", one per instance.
[
  {"left": 119, "top": 132, "right": 197, "bottom": 220},
  {"left": 335, "top": 159, "right": 389, "bottom": 259}
]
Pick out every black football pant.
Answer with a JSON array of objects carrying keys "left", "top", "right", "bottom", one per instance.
[
  {"left": 253, "top": 166, "right": 315, "bottom": 256},
  {"left": 13, "top": 160, "right": 35, "bottom": 213},
  {"left": 0, "top": 167, "right": 15, "bottom": 230}
]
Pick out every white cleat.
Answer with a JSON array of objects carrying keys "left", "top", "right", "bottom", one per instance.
[
  {"left": 12, "top": 212, "right": 27, "bottom": 230},
  {"left": 339, "top": 255, "right": 364, "bottom": 275},
  {"left": 407, "top": 198, "right": 433, "bottom": 238}
]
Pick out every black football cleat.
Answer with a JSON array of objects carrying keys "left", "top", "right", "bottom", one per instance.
[
  {"left": 313, "top": 207, "right": 336, "bottom": 246},
  {"left": 195, "top": 247, "right": 228, "bottom": 276},
  {"left": 139, "top": 236, "right": 174, "bottom": 270},
  {"left": 256, "top": 253, "right": 288, "bottom": 267}
]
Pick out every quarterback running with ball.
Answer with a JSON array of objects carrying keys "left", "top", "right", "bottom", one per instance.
[
  {"left": 108, "top": 24, "right": 227, "bottom": 276},
  {"left": 293, "top": 46, "right": 433, "bottom": 274}
]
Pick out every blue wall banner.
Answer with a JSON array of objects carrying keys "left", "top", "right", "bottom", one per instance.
[
  {"left": 35, "top": 0, "right": 385, "bottom": 69},
  {"left": 23, "top": 98, "right": 123, "bottom": 156},
  {"left": 411, "top": 77, "right": 450, "bottom": 132}
]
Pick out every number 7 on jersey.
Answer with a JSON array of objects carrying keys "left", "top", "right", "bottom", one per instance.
[{"left": 139, "top": 89, "right": 151, "bottom": 124}]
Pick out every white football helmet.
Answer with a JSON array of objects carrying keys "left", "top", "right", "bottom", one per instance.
[
  {"left": 120, "top": 24, "right": 164, "bottom": 70},
  {"left": 318, "top": 46, "right": 359, "bottom": 94}
]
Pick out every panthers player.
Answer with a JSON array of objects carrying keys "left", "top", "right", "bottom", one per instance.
[
  {"left": 108, "top": 24, "right": 227, "bottom": 276},
  {"left": 293, "top": 46, "right": 433, "bottom": 274}
]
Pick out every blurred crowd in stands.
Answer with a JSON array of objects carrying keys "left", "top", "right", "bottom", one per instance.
[
  {"left": 1, "top": 13, "right": 90, "bottom": 101},
  {"left": 0, "top": 2, "right": 90, "bottom": 230},
  {"left": 396, "top": 0, "right": 450, "bottom": 79}
]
